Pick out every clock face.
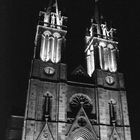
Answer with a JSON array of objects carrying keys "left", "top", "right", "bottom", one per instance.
[
  {"left": 44, "top": 66, "right": 55, "bottom": 75},
  {"left": 105, "top": 75, "right": 114, "bottom": 85}
]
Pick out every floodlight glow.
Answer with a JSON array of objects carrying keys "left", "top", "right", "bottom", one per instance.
[
  {"left": 40, "top": 32, "right": 62, "bottom": 63},
  {"left": 99, "top": 41, "right": 106, "bottom": 47},
  {"left": 107, "top": 43, "right": 114, "bottom": 49}
]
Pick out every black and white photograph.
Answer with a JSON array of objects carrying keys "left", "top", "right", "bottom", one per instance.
[{"left": 0, "top": 0, "right": 139, "bottom": 140}]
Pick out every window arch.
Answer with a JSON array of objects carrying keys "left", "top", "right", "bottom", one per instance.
[
  {"left": 69, "top": 94, "right": 93, "bottom": 114},
  {"left": 69, "top": 128, "right": 95, "bottom": 140},
  {"left": 107, "top": 44, "right": 117, "bottom": 72},
  {"left": 40, "top": 31, "right": 62, "bottom": 63},
  {"left": 98, "top": 42, "right": 117, "bottom": 72},
  {"left": 86, "top": 44, "right": 95, "bottom": 77},
  {"left": 40, "top": 31, "right": 51, "bottom": 62},
  {"left": 43, "top": 91, "right": 53, "bottom": 120},
  {"left": 108, "top": 99, "right": 117, "bottom": 123}
]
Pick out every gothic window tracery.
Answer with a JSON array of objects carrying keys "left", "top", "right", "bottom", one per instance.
[
  {"left": 69, "top": 94, "right": 93, "bottom": 114},
  {"left": 86, "top": 44, "right": 95, "bottom": 77},
  {"left": 108, "top": 44, "right": 117, "bottom": 72},
  {"left": 77, "top": 137, "right": 85, "bottom": 140},
  {"left": 69, "top": 128, "right": 95, "bottom": 140},
  {"left": 40, "top": 31, "right": 62, "bottom": 63},
  {"left": 98, "top": 42, "right": 117, "bottom": 72}
]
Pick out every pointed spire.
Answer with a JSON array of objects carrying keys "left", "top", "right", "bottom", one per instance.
[
  {"left": 94, "top": 2, "right": 100, "bottom": 24},
  {"left": 46, "top": 0, "right": 58, "bottom": 14},
  {"left": 93, "top": 1, "right": 102, "bottom": 36},
  {"left": 55, "top": 0, "right": 59, "bottom": 15}
]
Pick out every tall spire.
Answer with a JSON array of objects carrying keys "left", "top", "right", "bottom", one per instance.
[
  {"left": 94, "top": 1, "right": 101, "bottom": 36},
  {"left": 45, "top": 0, "right": 58, "bottom": 14},
  {"left": 94, "top": 2, "right": 100, "bottom": 25},
  {"left": 55, "top": 0, "right": 59, "bottom": 16}
]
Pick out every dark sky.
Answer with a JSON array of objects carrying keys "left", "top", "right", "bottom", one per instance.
[{"left": 0, "top": 0, "right": 140, "bottom": 139}]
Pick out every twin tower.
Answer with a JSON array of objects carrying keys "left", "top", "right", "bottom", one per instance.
[{"left": 21, "top": 1, "right": 132, "bottom": 140}]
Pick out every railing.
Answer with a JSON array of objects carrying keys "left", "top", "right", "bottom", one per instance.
[
  {"left": 38, "top": 20, "right": 67, "bottom": 30},
  {"left": 38, "top": 11, "right": 67, "bottom": 30}
]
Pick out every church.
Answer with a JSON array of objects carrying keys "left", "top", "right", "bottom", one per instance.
[{"left": 5, "top": 0, "right": 132, "bottom": 140}]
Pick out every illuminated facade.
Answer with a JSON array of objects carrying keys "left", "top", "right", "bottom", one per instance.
[
  {"left": 21, "top": 1, "right": 132, "bottom": 140},
  {"left": 85, "top": 22, "right": 118, "bottom": 77},
  {"left": 35, "top": 10, "right": 67, "bottom": 63}
]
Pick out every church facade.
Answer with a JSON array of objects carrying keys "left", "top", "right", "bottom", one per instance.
[{"left": 20, "top": 1, "right": 132, "bottom": 140}]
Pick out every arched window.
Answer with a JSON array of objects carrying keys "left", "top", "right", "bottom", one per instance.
[
  {"left": 40, "top": 31, "right": 51, "bottom": 62},
  {"left": 43, "top": 92, "right": 53, "bottom": 120},
  {"left": 98, "top": 41, "right": 108, "bottom": 70},
  {"left": 52, "top": 32, "right": 61, "bottom": 63},
  {"left": 108, "top": 99, "right": 117, "bottom": 123},
  {"left": 108, "top": 44, "right": 117, "bottom": 72},
  {"left": 40, "top": 31, "right": 62, "bottom": 63},
  {"left": 69, "top": 94, "right": 93, "bottom": 114},
  {"left": 86, "top": 45, "right": 95, "bottom": 77},
  {"left": 77, "top": 137, "right": 85, "bottom": 140},
  {"left": 70, "top": 128, "right": 95, "bottom": 140},
  {"left": 98, "top": 42, "right": 117, "bottom": 72}
]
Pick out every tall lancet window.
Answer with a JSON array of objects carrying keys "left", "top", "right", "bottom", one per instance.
[
  {"left": 109, "top": 99, "right": 117, "bottom": 124},
  {"left": 43, "top": 92, "right": 52, "bottom": 120},
  {"left": 108, "top": 44, "right": 117, "bottom": 72},
  {"left": 40, "top": 31, "right": 51, "bottom": 62},
  {"left": 86, "top": 45, "right": 95, "bottom": 77},
  {"left": 51, "top": 32, "right": 61, "bottom": 63},
  {"left": 98, "top": 42, "right": 117, "bottom": 72},
  {"left": 40, "top": 31, "right": 61, "bottom": 63},
  {"left": 98, "top": 41, "right": 109, "bottom": 70}
]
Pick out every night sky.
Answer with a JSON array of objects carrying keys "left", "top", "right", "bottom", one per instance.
[{"left": 0, "top": 0, "right": 140, "bottom": 139}]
